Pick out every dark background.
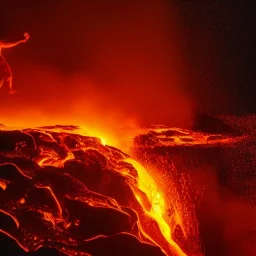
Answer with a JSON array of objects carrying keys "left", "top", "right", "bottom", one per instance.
[
  {"left": 178, "top": 0, "right": 255, "bottom": 114},
  {"left": 0, "top": 0, "right": 255, "bottom": 127}
]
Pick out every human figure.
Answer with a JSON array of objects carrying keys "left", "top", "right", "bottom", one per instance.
[{"left": 0, "top": 32, "right": 30, "bottom": 94}]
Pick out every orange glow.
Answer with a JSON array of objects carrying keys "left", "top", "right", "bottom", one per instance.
[
  {"left": 0, "top": 180, "right": 8, "bottom": 190},
  {"left": 1, "top": 1, "right": 251, "bottom": 255}
]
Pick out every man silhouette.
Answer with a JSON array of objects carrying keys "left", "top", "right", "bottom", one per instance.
[{"left": 0, "top": 32, "right": 30, "bottom": 94}]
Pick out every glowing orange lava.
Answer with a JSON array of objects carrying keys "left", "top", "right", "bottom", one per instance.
[{"left": 1, "top": 124, "right": 245, "bottom": 255}]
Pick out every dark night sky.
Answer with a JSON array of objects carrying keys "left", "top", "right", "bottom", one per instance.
[
  {"left": 177, "top": 1, "right": 255, "bottom": 114},
  {"left": 0, "top": 0, "right": 255, "bottom": 127}
]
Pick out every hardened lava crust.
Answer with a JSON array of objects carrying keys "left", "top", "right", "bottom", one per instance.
[{"left": 0, "top": 126, "right": 167, "bottom": 256}]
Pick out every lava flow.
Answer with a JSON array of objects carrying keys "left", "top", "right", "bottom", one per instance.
[{"left": 0, "top": 124, "right": 245, "bottom": 256}]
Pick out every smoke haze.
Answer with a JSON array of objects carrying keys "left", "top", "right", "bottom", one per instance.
[{"left": 0, "top": 0, "right": 193, "bottom": 129}]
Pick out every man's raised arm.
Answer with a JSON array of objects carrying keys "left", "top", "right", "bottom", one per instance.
[{"left": 0, "top": 33, "right": 30, "bottom": 49}]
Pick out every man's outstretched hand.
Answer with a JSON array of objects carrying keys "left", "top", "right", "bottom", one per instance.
[{"left": 23, "top": 32, "right": 30, "bottom": 43}]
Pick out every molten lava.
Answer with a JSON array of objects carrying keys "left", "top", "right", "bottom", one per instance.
[{"left": 0, "top": 124, "right": 245, "bottom": 255}]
